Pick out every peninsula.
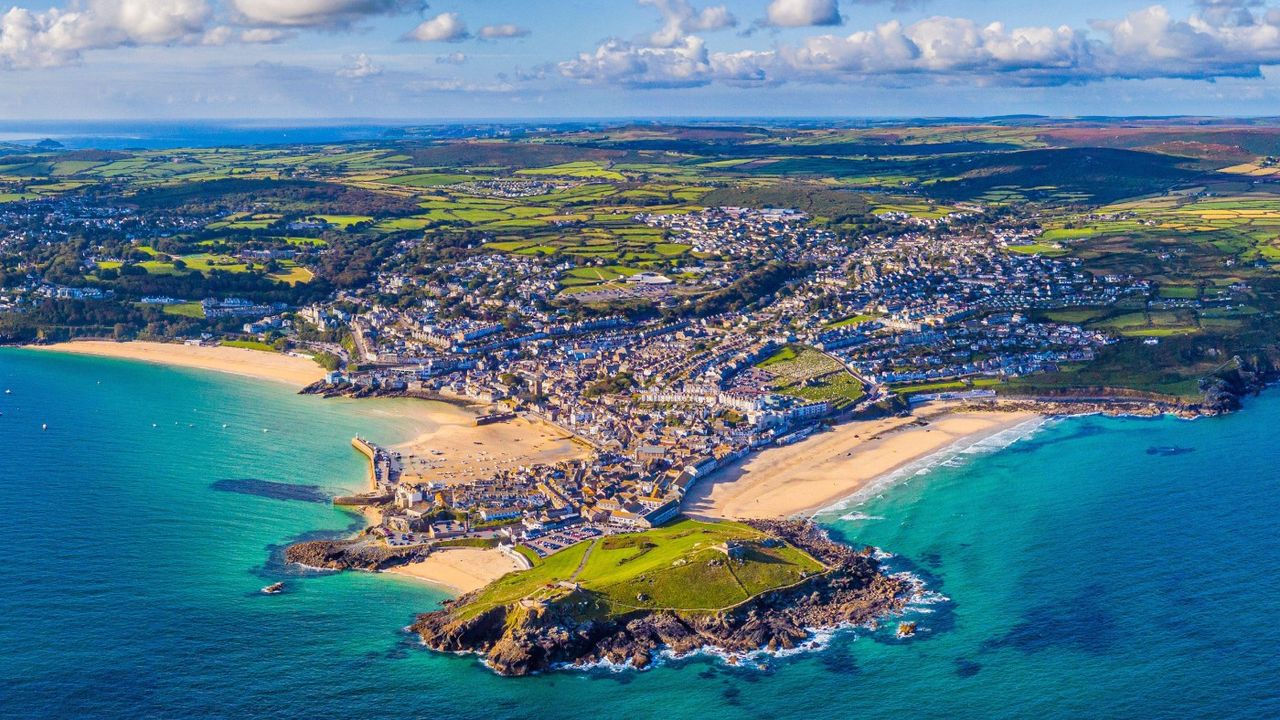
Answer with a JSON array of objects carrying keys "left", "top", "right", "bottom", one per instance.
[{"left": 411, "top": 518, "right": 908, "bottom": 676}]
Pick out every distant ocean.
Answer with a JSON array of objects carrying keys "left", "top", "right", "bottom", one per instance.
[
  {"left": 0, "top": 121, "right": 411, "bottom": 150},
  {"left": 1, "top": 347, "right": 1278, "bottom": 719}
]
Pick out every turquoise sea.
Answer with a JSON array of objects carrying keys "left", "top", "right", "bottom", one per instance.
[{"left": 1, "top": 348, "right": 1278, "bottom": 719}]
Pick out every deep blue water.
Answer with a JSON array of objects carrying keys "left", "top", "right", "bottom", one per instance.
[{"left": 1, "top": 348, "right": 1278, "bottom": 719}]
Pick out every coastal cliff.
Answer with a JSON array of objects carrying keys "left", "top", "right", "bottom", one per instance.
[{"left": 410, "top": 520, "right": 910, "bottom": 676}]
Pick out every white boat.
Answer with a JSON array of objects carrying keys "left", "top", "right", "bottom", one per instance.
[{"left": 41, "top": 423, "right": 48, "bottom": 431}]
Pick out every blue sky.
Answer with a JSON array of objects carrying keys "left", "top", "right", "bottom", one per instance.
[{"left": 1, "top": 0, "right": 1278, "bottom": 119}]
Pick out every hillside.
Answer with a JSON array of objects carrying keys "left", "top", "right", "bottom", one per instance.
[{"left": 412, "top": 519, "right": 909, "bottom": 675}]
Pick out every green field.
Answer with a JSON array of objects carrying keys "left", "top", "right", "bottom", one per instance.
[
  {"left": 826, "top": 313, "right": 877, "bottom": 329},
  {"left": 160, "top": 302, "right": 205, "bottom": 319},
  {"left": 457, "top": 518, "right": 824, "bottom": 620},
  {"left": 892, "top": 378, "right": 1003, "bottom": 395},
  {"left": 220, "top": 340, "right": 278, "bottom": 352}
]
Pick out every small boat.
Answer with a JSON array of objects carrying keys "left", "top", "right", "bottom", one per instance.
[
  {"left": 896, "top": 621, "right": 917, "bottom": 638},
  {"left": 41, "top": 423, "right": 48, "bottom": 431},
  {"left": 4, "top": 389, "right": 10, "bottom": 394},
  {"left": 261, "top": 582, "right": 285, "bottom": 594}
]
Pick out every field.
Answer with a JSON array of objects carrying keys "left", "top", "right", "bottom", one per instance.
[
  {"left": 4, "top": 119, "right": 1280, "bottom": 402},
  {"left": 1042, "top": 191, "right": 1280, "bottom": 268},
  {"left": 892, "top": 378, "right": 1003, "bottom": 395},
  {"left": 220, "top": 340, "right": 278, "bottom": 352},
  {"left": 456, "top": 518, "right": 824, "bottom": 620}
]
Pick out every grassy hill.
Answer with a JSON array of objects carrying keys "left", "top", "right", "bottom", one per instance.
[{"left": 456, "top": 518, "right": 825, "bottom": 621}]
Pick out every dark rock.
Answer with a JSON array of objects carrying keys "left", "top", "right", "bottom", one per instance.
[{"left": 283, "top": 538, "right": 430, "bottom": 571}]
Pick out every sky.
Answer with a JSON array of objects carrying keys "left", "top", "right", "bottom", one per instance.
[{"left": 2, "top": 0, "right": 1280, "bottom": 119}]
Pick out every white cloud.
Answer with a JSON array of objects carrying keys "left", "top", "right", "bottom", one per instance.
[
  {"left": 478, "top": 23, "right": 530, "bottom": 40},
  {"left": 765, "top": 0, "right": 841, "bottom": 28},
  {"left": 337, "top": 52, "right": 380, "bottom": 77},
  {"left": 201, "top": 25, "right": 290, "bottom": 45},
  {"left": 562, "top": 3, "right": 1280, "bottom": 88},
  {"left": 1090, "top": 4, "right": 1280, "bottom": 79},
  {"left": 560, "top": 34, "right": 716, "bottom": 88},
  {"left": 406, "top": 11, "right": 469, "bottom": 42},
  {"left": 0, "top": 0, "right": 212, "bottom": 69},
  {"left": 436, "top": 50, "right": 467, "bottom": 64},
  {"left": 641, "top": 0, "right": 736, "bottom": 47},
  {"left": 228, "top": 0, "right": 424, "bottom": 29}
]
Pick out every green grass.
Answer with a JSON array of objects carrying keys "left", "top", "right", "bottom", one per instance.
[
  {"left": 1007, "top": 242, "right": 1068, "bottom": 257},
  {"left": 220, "top": 340, "right": 278, "bottom": 352},
  {"left": 826, "top": 313, "right": 876, "bottom": 329},
  {"left": 310, "top": 214, "right": 373, "bottom": 228},
  {"left": 1040, "top": 228, "right": 1096, "bottom": 241},
  {"left": 892, "top": 378, "right": 1003, "bottom": 395},
  {"left": 378, "top": 172, "right": 476, "bottom": 187},
  {"left": 458, "top": 518, "right": 823, "bottom": 620},
  {"left": 1158, "top": 285, "right": 1199, "bottom": 299},
  {"left": 161, "top": 302, "right": 204, "bottom": 319},
  {"left": 269, "top": 263, "right": 313, "bottom": 285},
  {"left": 1042, "top": 308, "right": 1109, "bottom": 324},
  {"left": 757, "top": 346, "right": 797, "bottom": 367}
]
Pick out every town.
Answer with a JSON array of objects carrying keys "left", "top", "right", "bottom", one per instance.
[{"left": 2, "top": 123, "right": 1272, "bottom": 561}]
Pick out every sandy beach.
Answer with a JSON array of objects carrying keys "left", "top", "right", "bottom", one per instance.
[
  {"left": 390, "top": 404, "right": 589, "bottom": 485},
  {"left": 32, "top": 341, "right": 326, "bottom": 387},
  {"left": 684, "top": 404, "right": 1041, "bottom": 520},
  {"left": 385, "top": 547, "right": 524, "bottom": 593}
]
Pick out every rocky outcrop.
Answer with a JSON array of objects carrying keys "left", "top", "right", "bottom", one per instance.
[
  {"left": 284, "top": 538, "right": 430, "bottom": 571},
  {"left": 410, "top": 520, "right": 911, "bottom": 676}
]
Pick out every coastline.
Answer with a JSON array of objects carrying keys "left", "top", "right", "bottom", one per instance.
[
  {"left": 383, "top": 547, "right": 525, "bottom": 594},
  {"left": 22, "top": 341, "right": 579, "bottom": 593},
  {"left": 28, "top": 340, "right": 326, "bottom": 388},
  {"left": 684, "top": 403, "right": 1042, "bottom": 521}
]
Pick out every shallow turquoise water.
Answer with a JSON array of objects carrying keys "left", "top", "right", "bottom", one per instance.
[{"left": 1, "top": 348, "right": 1277, "bottom": 719}]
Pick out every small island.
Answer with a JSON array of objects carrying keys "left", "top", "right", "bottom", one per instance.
[{"left": 409, "top": 518, "right": 908, "bottom": 676}]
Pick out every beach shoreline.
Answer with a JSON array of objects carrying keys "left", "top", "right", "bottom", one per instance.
[
  {"left": 28, "top": 340, "right": 326, "bottom": 388},
  {"left": 384, "top": 547, "right": 525, "bottom": 594},
  {"left": 684, "top": 403, "right": 1042, "bottom": 521},
  {"left": 20, "top": 341, "right": 582, "bottom": 593}
]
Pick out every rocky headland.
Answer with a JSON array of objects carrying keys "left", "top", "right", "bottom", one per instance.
[
  {"left": 284, "top": 537, "right": 431, "bottom": 572},
  {"left": 409, "top": 520, "right": 912, "bottom": 676}
]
